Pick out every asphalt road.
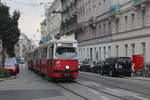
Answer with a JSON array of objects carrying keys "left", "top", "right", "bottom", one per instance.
[{"left": 0, "top": 65, "right": 150, "bottom": 100}]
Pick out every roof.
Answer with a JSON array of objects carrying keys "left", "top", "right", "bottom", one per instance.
[{"left": 34, "top": 35, "right": 77, "bottom": 51}]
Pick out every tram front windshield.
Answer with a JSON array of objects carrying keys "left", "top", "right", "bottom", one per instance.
[{"left": 55, "top": 47, "right": 77, "bottom": 59}]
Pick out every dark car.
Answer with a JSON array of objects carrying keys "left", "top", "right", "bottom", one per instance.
[
  {"left": 79, "top": 60, "right": 94, "bottom": 72},
  {"left": 101, "top": 57, "right": 131, "bottom": 77},
  {"left": 92, "top": 61, "right": 104, "bottom": 74},
  {"left": 143, "top": 63, "right": 150, "bottom": 77}
]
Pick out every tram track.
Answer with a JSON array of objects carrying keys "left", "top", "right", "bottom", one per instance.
[
  {"left": 75, "top": 81, "right": 128, "bottom": 100},
  {"left": 56, "top": 82, "right": 90, "bottom": 100},
  {"left": 80, "top": 75, "right": 150, "bottom": 98}
]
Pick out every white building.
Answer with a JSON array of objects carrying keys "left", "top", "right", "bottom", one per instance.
[
  {"left": 40, "top": 20, "right": 47, "bottom": 40},
  {"left": 77, "top": 0, "right": 150, "bottom": 63},
  {"left": 15, "top": 33, "right": 35, "bottom": 59}
]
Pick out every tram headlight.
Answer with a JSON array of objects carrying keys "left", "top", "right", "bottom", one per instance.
[{"left": 66, "top": 65, "right": 70, "bottom": 70}]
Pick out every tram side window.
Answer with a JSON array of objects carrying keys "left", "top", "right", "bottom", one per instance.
[
  {"left": 41, "top": 47, "right": 47, "bottom": 59},
  {"left": 49, "top": 47, "right": 53, "bottom": 59},
  {"left": 34, "top": 51, "right": 36, "bottom": 59}
]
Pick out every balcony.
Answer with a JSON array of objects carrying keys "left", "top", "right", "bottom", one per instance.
[
  {"left": 132, "top": 0, "right": 141, "bottom": 4},
  {"left": 132, "top": 0, "right": 150, "bottom": 11},
  {"left": 109, "top": 4, "right": 120, "bottom": 15},
  {"left": 88, "top": 17, "right": 96, "bottom": 28},
  {"left": 132, "top": 0, "right": 150, "bottom": 6}
]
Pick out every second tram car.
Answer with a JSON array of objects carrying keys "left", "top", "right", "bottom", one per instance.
[{"left": 28, "top": 36, "right": 79, "bottom": 80}]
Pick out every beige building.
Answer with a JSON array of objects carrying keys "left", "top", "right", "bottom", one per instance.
[
  {"left": 77, "top": 0, "right": 150, "bottom": 63},
  {"left": 60, "top": 0, "right": 78, "bottom": 38},
  {"left": 45, "top": 0, "right": 62, "bottom": 39},
  {"left": 40, "top": 20, "right": 46, "bottom": 40},
  {"left": 15, "top": 33, "right": 35, "bottom": 59}
]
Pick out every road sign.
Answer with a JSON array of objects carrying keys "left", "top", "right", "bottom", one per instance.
[{"left": 0, "top": 40, "right": 3, "bottom": 52}]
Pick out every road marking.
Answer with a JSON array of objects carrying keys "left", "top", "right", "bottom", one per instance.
[{"left": 103, "top": 87, "right": 150, "bottom": 100}]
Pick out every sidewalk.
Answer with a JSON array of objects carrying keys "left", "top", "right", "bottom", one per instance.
[
  {"left": 126, "top": 76, "right": 150, "bottom": 81},
  {"left": 0, "top": 78, "right": 4, "bottom": 82}
]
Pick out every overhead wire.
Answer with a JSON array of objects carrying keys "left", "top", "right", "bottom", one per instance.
[{"left": 6, "top": 0, "right": 53, "bottom": 17}]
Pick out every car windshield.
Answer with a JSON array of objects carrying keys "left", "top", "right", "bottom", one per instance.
[
  {"left": 106, "top": 58, "right": 117, "bottom": 64},
  {"left": 82, "top": 61, "right": 91, "bottom": 64},
  {"left": 117, "top": 57, "right": 131, "bottom": 63},
  {"left": 55, "top": 47, "right": 77, "bottom": 59}
]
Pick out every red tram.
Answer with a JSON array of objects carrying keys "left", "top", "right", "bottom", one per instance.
[{"left": 27, "top": 36, "right": 79, "bottom": 80}]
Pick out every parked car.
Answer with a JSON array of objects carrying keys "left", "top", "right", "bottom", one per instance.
[
  {"left": 79, "top": 60, "right": 94, "bottom": 72},
  {"left": 19, "top": 57, "right": 25, "bottom": 64},
  {"left": 4, "top": 58, "right": 19, "bottom": 75},
  {"left": 92, "top": 61, "right": 104, "bottom": 74},
  {"left": 101, "top": 57, "right": 131, "bottom": 77},
  {"left": 143, "top": 63, "right": 150, "bottom": 77}
]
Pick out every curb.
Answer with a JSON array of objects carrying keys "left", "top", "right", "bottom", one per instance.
[
  {"left": 0, "top": 76, "right": 16, "bottom": 82},
  {"left": 0, "top": 79, "right": 4, "bottom": 82},
  {"left": 126, "top": 77, "right": 150, "bottom": 81}
]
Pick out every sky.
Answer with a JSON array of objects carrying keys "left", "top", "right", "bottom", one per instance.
[{"left": 1, "top": 0, "right": 54, "bottom": 44}]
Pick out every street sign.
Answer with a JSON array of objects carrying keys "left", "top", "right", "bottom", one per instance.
[{"left": 0, "top": 40, "right": 3, "bottom": 52}]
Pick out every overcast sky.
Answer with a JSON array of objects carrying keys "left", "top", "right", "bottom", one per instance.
[
  {"left": 1, "top": 0, "right": 54, "bottom": 44},
  {"left": 1, "top": 0, "right": 128, "bottom": 44}
]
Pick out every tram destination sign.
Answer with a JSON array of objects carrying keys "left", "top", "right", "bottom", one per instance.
[{"left": 62, "top": 43, "right": 73, "bottom": 47}]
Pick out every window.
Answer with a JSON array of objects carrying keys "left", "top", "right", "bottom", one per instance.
[
  {"left": 87, "top": 48, "right": 89, "bottom": 59},
  {"left": 104, "top": 47, "right": 106, "bottom": 60},
  {"left": 142, "top": 10, "right": 146, "bottom": 27},
  {"left": 90, "top": 48, "right": 93, "bottom": 60},
  {"left": 99, "top": 47, "right": 101, "bottom": 60},
  {"left": 131, "top": 14, "right": 135, "bottom": 29},
  {"left": 42, "top": 47, "right": 47, "bottom": 58},
  {"left": 108, "top": 46, "right": 111, "bottom": 58},
  {"left": 99, "top": 24, "right": 101, "bottom": 35},
  {"left": 115, "top": 45, "right": 119, "bottom": 57},
  {"left": 125, "top": 44, "right": 128, "bottom": 57},
  {"left": 108, "top": 22, "right": 112, "bottom": 34},
  {"left": 141, "top": 42, "right": 146, "bottom": 61},
  {"left": 94, "top": 47, "right": 98, "bottom": 60},
  {"left": 103, "top": 23, "right": 106, "bottom": 34},
  {"left": 49, "top": 47, "right": 53, "bottom": 59},
  {"left": 55, "top": 47, "right": 77, "bottom": 59},
  {"left": 115, "top": 19, "right": 119, "bottom": 33},
  {"left": 131, "top": 44, "right": 135, "bottom": 55},
  {"left": 125, "top": 16, "right": 128, "bottom": 31}
]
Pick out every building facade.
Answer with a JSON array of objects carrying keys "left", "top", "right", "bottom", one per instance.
[
  {"left": 40, "top": 20, "right": 46, "bottom": 40},
  {"left": 45, "top": 0, "right": 62, "bottom": 39},
  {"left": 77, "top": 0, "right": 150, "bottom": 63},
  {"left": 15, "top": 33, "right": 35, "bottom": 59},
  {"left": 60, "top": 0, "right": 78, "bottom": 38}
]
